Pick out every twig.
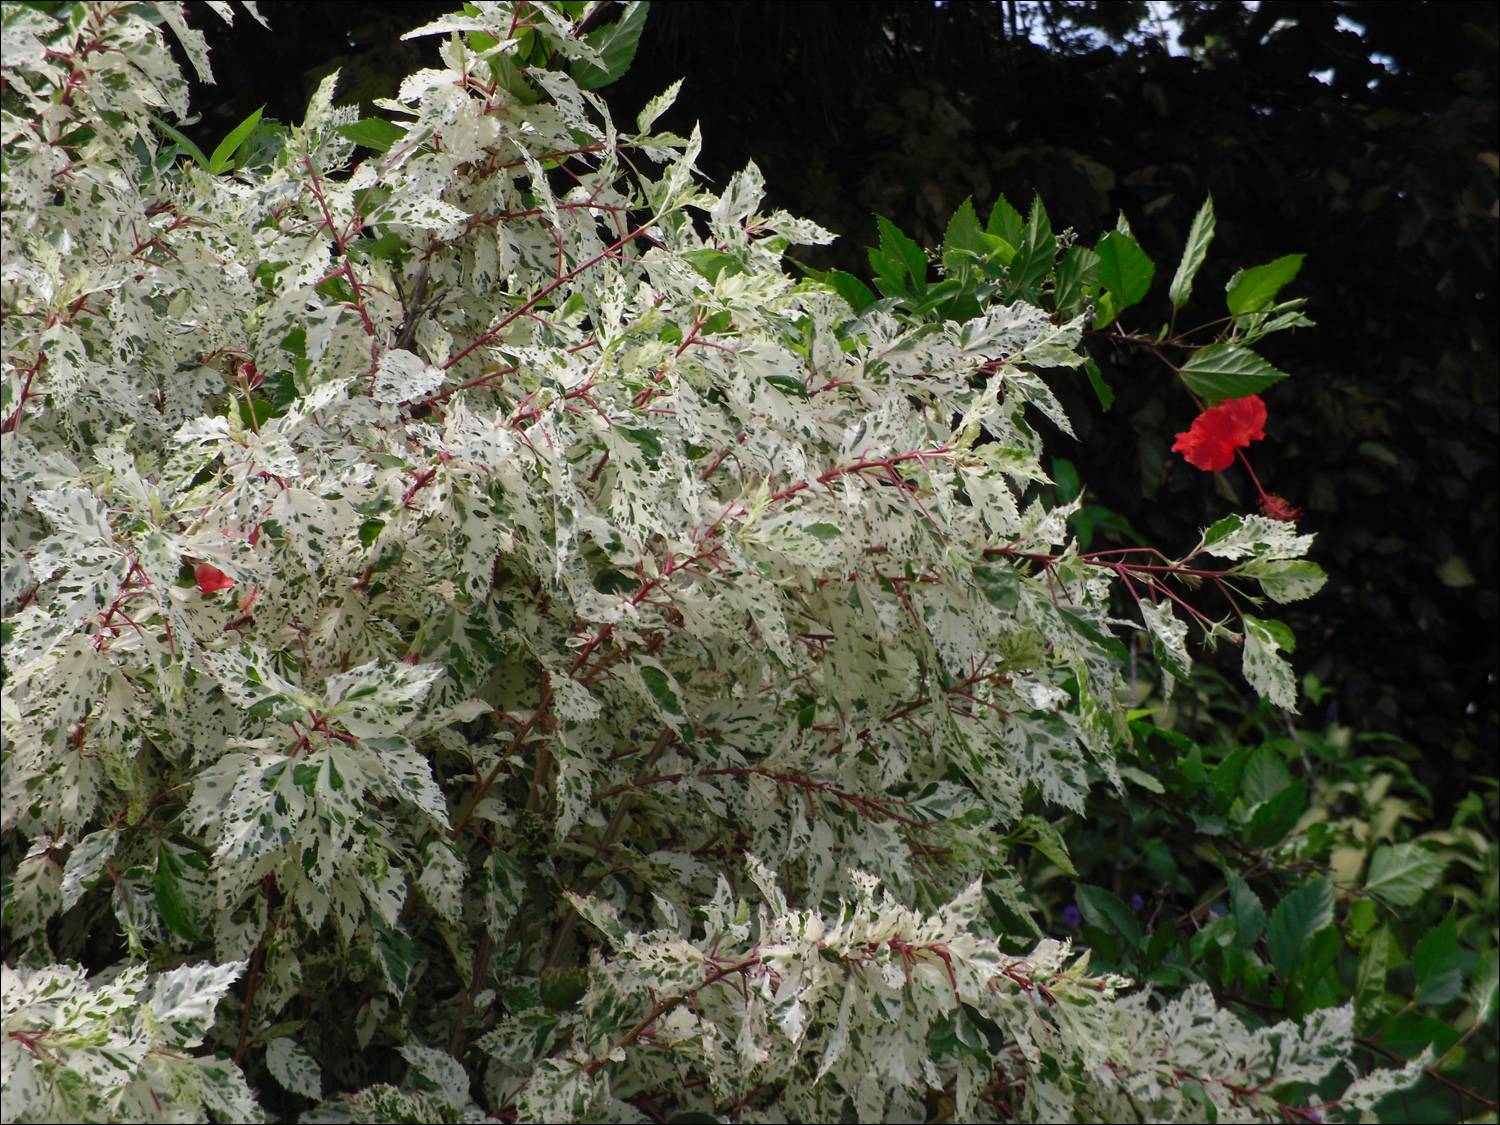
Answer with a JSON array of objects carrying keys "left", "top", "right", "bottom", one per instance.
[
  {"left": 450, "top": 679, "right": 554, "bottom": 838},
  {"left": 544, "top": 728, "right": 675, "bottom": 970},
  {"left": 233, "top": 912, "right": 278, "bottom": 1066},
  {"left": 1356, "top": 1036, "right": 1498, "bottom": 1112},
  {"left": 582, "top": 953, "right": 760, "bottom": 1073},
  {"left": 447, "top": 930, "right": 495, "bottom": 1060}
]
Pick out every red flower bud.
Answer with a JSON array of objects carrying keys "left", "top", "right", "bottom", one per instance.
[{"left": 195, "top": 563, "right": 234, "bottom": 593}]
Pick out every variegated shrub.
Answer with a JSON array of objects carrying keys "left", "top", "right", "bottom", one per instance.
[{"left": 2, "top": 3, "right": 1418, "bottom": 1122}]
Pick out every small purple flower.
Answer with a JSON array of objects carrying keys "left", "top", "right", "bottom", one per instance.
[
  {"left": 1062, "top": 904, "right": 1082, "bottom": 928},
  {"left": 1130, "top": 894, "right": 1145, "bottom": 911}
]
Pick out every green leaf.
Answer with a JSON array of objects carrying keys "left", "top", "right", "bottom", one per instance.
[
  {"left": 155, "top": 844, "right": 209, "bottom": 942},
  {"left": 622, "top": 427, "right": 662, "bottom": 466},
  {"left": 867, "top": 248, "right": 908, "bottom": 294},
  {"left": 1055, "top": 605, "right": 1130, "bottom": 663},
  {"left": 1054, "top": 246, "right": 1100, "bottom": 319},
  {"left": 1239, "top": 745, "right": 1291, "bottom": 806},
  {"left": 1356, "top": 925, "right": 1391, "bottom": 1013},
  {"left": 1225, "top": 870, "right": 1266, "bottom": 949},
  {"left": 1017, "top": 814, "right": 1077, "bottom": 876},
  {"left": 1119, "top": 765, "right": 1165, "bottom": 794},
  {"left": 149, "top": 115, "right": 211, "bottom": 171},
  {"left": 209, "top": 106, "right": 263, "bottom": 173},
  {"left": 824, "top": 270, "right": 877, "bottom": 313},
  {"left": 1094, "top": 231, "right": 1155, "bottom": 309},
  {"left": 1169, "top": 196, "right": 1216, "bottom": 308},
  {"left": 572, "top": 0, "right": 649, "bottom": 89},
  {"left": 358, "top": 518, "right": 386, "bottom": 547},
  {"left": 1178, "top": 344, "right": 1289, "bottom": 400},
  {"left": 369, "top": 910, "right": 419, "bottom": 999},
  {"left": 877, "top": 215, "right": 928, "bottom": 297},
  {"left": 1412, "top": 908, "right": 1463, "bottom": 1005},
  {"left": 1005, "top": 195, "right": 1055, "bottom": 292},
  {"left": 1084, "top": 357, "right": 1114, "bottom": 410},
  {"left": 1265, "top": 877, "right": 1333, "bottom": 979},
  {"left": 986, "top": 194, "right": 1025, "bottom": 248},
  {"left": 639, "top": 664, "right": 683, "bottom": 716},
  {"left": 1298, "top": 925, "right": 1341, "bottom": 986},
  {"left": 484, "top": 850, "right": 530, "bottom": 941},
  {"left": 1244, "top": 779, "right": 1306, "bottom": 849},
  {"left": 1364, "top": 843, "right": 1448, "bottom": 909},
  {"left": 943, "top": 198, "right": 985, "bottom": 255},
  {"left": 1076, "top": 884, "right": 1144, "bottom": 950},
  {"left": 1051, "top": 458, "right": 1080, "bottom": 504},
  {"left": 1379, "top": 1014, "right": 1459, "bottom": 1059},
  {"left": 348, "top": 232, "right": 409, "bottom": 263},
  {"left": 336, "top": 118, "right": 408, "bottom": 153},
  {"left": 764, "top": 375, "right": 809, "bottom": 400},
  {"left": 1226, "top": 254, "right": 1304, "bottom": 316},
  {"left": 1091, "top": 288, "right": 1118, "bottom": 326},
  {"left": 1210, "top": 746, "right": 1252, "bottom": 812},
  {"left": 683, "top": 249, "right": 741, "bottom": 284},
  {"left": 1182, "top": 1081, "right": 1218, "bottom": 1124}
]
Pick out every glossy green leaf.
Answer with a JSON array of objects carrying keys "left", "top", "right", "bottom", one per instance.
[
  {"left": 1226, "top": 254, "right": 1304, "bottom": 316},
  {"left": 1266, "top": 877, "right": 1333, "bottom": 979},
  {"left": 1178, "top": 345, "right": 1289, "bottom": 400},
  {"left": 1005, "top": 195, "right": 1055, "bottom": 291},
  {"left": 1239, "top": 745, "right": 1291, "bottom": 806},
  {"left": 209, "top": 106, "right": 263, "bottom": 173},
  {"left": 149, "top": 114, "right": 211, "bottom": 170},
  {"left": 986, "top": 194, "right": 1025, "bottom": 248},
  {"left": 877, "top": 215, "right": 928, "bottom": 296},
  {"left": 336, "top": 118, "right": 408, "bottom": 153},
  {"left": 154, "top": 843, "right": 209, "bottom": 942},
  {"left": 824, "top": 269, "right": 877, "bottom": 313},
  {"left": 943, "top": 197, "right": 985, "bottom": 255},
  {"left": 572, "top": 1, "right": 649, "bottom": 89},
  {"left": 1094, "top": 231, "right": 1155, "bottom": 309},
  {"left": 1169, "top": 196, "right": 1216, "bottom": 308},
  {"left": 1084, "top": 356, "right": 1114, "bottom": 410},
  {"left": 1054, "top": 246, "right": 1101, "bottom": 319}
]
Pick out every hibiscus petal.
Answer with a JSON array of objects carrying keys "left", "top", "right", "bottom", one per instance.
[{"left": 195, "top": 563, "right": 235, "bottom": 593}]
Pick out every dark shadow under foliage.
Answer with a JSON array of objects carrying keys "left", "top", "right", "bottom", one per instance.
[{"left": 177, "top": 1, "right": 1497, "bottom": 810}]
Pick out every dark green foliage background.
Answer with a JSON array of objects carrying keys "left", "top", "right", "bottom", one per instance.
[{"left": 178, "top": 1, "right": 1498, "bottom": 812}]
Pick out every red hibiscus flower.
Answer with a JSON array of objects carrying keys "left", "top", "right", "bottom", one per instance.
[
  {"left": 1171, "top": 394, "right": 1268, "bottom": 472},
  {"left": 195, "top": 563, "right": 235, "bottom": 593}
]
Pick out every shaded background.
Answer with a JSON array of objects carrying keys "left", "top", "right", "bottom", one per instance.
[{"left": 176, "top": 1, "right": 1497, "bottom": 807}]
